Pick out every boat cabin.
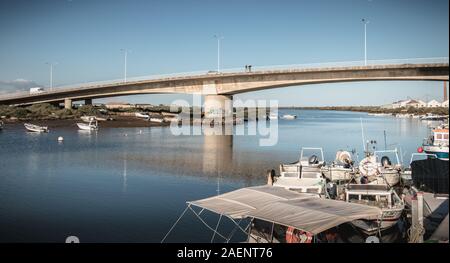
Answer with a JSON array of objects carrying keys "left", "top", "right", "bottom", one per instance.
[{"left": 432, "top": 129, "right": 449, "bottom": 146}]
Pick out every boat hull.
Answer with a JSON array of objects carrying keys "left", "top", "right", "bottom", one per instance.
[
  {"left": 24, "top": 123, "right": 48, "bottom": 133},
  {"left": 77, "top": 123, "right": 98, "bottom": 131},
  {"left": 423, "top": 145, "right": 449, "bottom": 159},
  {"left": 351, "top": 208, "right": 403, "bottom": 235},
  {"left": 322, "top": 167, "right": 354, "bottom": 181}
]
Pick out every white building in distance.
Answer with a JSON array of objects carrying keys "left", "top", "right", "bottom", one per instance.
[{"left": 427, "top": 100, "right": 442, "bottom": 108}]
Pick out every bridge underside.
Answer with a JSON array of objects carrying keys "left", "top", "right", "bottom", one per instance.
[{"left": 0, "top": 64, "right": 448, "bottom": 114}]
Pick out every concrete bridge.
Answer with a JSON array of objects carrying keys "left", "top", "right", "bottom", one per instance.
[{"left": 0, "top": 58, "right": 448, "bottom": 117}]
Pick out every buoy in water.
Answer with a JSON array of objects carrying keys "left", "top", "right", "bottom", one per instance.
[{"left": 58, "top": 136, "right": 64, "bottom": 142}]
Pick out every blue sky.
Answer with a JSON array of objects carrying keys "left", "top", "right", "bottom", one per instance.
[{"left": 0, "top": 0, "right": 448, "bottom": 106}]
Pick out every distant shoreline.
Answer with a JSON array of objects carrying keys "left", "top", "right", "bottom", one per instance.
[{"left": 279, "top": 106, "right": 449, "bottom": 116}]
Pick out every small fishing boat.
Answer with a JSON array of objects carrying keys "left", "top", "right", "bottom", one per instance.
[
  {"left": 266, "top": 113, "right": 278, "bottom": 120},
  {"left": 276, "top": 147, "right": 326, "bottom": 194},
  {"left": 24, "top": 123, "right": 49, "bottom": 133},
  {"left": 76, "top": 119, "right": 98, "bottom": 131},
  {"left": 149, "top": 117, "right": 164, "bottom": 123},
  {"left": 280, "top": 114, "right": 297, "bottom": 120},
  {"left": 420, "top": 114, "right": 448, "bottom": 121},
  {"left": 135, "top": 112, "right": 150, "bottom": 119},
  {"left": 358, "top": 149, "right": 402, "bottom": 186},
  {"left": 321, "top": 150, "right": 356, "bottom": 182},
  {"left": 163, "top": 185, "right": 383, "bottom": 243},
  {"left": 420, "top": 125, "right": 449, "bottom": 160},
  {"left": 345, "top": 184, "right": 404, "bottom": 235}
]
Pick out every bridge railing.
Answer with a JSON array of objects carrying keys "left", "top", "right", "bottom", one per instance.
[{"left": 0, "top": 57, "right": 448, "bottom": 101}]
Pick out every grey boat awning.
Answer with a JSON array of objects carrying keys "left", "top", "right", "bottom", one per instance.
[{"left": 188, "top": 185, "right": 382, "bottom": 235}]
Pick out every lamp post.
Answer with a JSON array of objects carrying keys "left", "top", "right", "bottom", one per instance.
[
  {"left": 214, "top": 35, "right": 224, "bottom": 72},
  {"left": 362, "top": 19, "right": 369, "bottom": 66},
  {"left": 46, "top": 62, "right": 57, "bottom": 91},
  {"left": 120, "top": 49, "right": 130, "bottom": 82}
]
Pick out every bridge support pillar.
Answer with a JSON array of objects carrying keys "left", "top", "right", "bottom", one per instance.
[
  {"left": 64, "top": 98, "right": 72, "bottom": 110},
  {"left": 85, "top": 99, "right": 92, "bottom": 106},
  {"left": 204, "top": 95, "right": 233, "bottom": 119}
]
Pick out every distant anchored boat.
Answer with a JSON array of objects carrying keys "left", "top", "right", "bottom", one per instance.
[
  {"left": 24, "top": 123, "right": 49, "bottom": 133},
  {"left": 149, "top": 117, "right": 164, "bottom": 123},
  {"left": 77, "top": 119, "right": 98, "bottom": 131},
  {"left": 280, "top": 114, "right": 297, "bottom": 120},
  {"left": 135, "top": 112, "right": 150, "bottom": 119}
]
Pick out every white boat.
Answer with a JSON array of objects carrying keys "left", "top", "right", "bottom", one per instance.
[
  {"left": 135, "top": 112, "right": 150, "bottom": 119},
  {"left": 267, "top": 113, "right": 278, "bottom": 120},
  {"left": 149, "top": 117, "right": 164, "bottom": 123},
  {"left": 276, "top": 147, "right": 326, "bottom": 194},
  {"left": 163, "top": 185, "right": 383, "bottom": 243},
  {"left": 420, "top": 114, "right": 448, "bottom": 121},
  {"left": 76, "top": 119, "right": 98, "bottom": 131},
  {"left": 321, "top": 150, "right": 356, "bottom": 182},
  {"left": 345, "top": 184, "right": 404, "bottom": 235},
  {"left": 421, "top": 125, "right": 449, "bottom": 160},
  {"left": 24, "top": 123, "right": 49, "bottom": 133},
  {"left": 358, "top": 149, "right": 402, "bottom": 186},
  {"left": 280, "top": 114, "right": 297, "bottom": 120}
]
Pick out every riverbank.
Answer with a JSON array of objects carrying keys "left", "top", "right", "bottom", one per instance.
[
  {"left": 1, "top": 116, "right": 170, "bottom": 128},
  {"left": 289, "top": 106, "right": 449, "bottom": 116}
]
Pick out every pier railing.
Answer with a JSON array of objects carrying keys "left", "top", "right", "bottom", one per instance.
[{"left": 0, "top": 57, "right": 448, "bottom": 101}]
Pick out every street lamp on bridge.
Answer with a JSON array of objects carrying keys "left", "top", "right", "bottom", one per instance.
[
  {"left": 120, "top": 48, "right": 131, "bottom": 83},
  {"left": 45, "top": 62, "right": 58, "bottom": 91},
  {"left": 362, "top": 18, "right": 369, "bottom": 66},
  {"left": 214, "top": 35, "right": 224, "bottom": 72}
]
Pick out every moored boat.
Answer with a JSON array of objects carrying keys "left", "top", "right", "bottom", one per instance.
[
  {"left": 24, "top": 123, "right": 49, "bottom": 133},
  {"left": 135, "top": 112, "right": 150, "bottom": 119},
  {"left": 400, "top": 153, "right": 438, "bottom": 186},
  {"left": 266, "top": 113, "right": 278, "bottom": 120},
  {"left": 76, "top": 119, "right": 98, "bottom": 130},
  {"left": 149, "top": 117, "right": 164, "bottom": 123},
  {"left": 162, "top": 185, "right": 383, "bottom": 243},
  {"left": 276, "top": 147, "right": 326, "bottom": 194},
  {"left": 345, "top": 184, "right": 404, "bottom": 235},
  {"left": 280, "top": 114, "right": 297, "bottom": 120},
  {"left": 358, "top": 149, "right": 402, "bottom": 186},
  {"left": 321, "top": 150, "right": 356, "bottom": 182},
  {"left": 421, "top": 125, "right": 449, "bottom": 160}
]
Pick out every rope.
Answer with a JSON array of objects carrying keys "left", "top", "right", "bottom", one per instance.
[
  {"left": 189, "top": 206, "right": 228, "bottom": 241},
  {"left": 161, "top": 204, "right": 190, "bottom": 243},
  {"left": 211, "top": 215, "right": 223, "bottom": 243},
  {"left": 407, "top": 223, "right": 426, "bottom": 243}
]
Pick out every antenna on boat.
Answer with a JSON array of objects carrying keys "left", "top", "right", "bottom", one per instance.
[{"left": 360, "top": 118, "right": 366, "bottom": 154}]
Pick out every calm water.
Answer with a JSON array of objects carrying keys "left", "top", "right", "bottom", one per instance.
[{"left": 0, "top": 110, "right": 433, "bottom": 242}]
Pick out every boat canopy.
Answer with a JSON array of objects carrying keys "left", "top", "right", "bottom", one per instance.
[{"left": 188, "top": 186, "right": 382, "bottom": 235}]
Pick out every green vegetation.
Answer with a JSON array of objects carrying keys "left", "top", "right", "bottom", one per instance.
[{"left": 0, "top": 103, "right": 105, "bottom": 120}]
